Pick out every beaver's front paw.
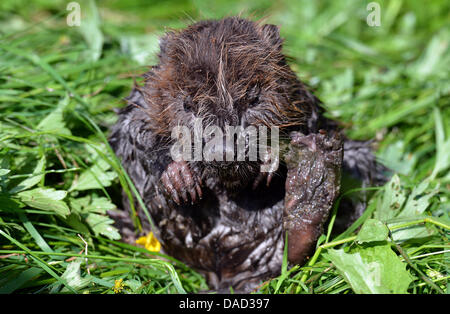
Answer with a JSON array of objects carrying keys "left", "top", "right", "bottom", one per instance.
[
  {"left": 252, "top": 147, "right": 280, "bottom": 190},
  {"left": 161, "top": 161, "right": 202, "bottom": 205},
  {"left": 283, "top": 130, "right": 343, "bottom": 264}
]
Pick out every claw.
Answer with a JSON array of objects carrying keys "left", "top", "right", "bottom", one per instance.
[
  {"left": 252, "top": 172, "right": 266, "bottom": 190},
  {"left": 179, "top": 162, "right": 197, "bottom": 203},
  {"left": 161, "top": 161, "right": 202, "bottom": 205},
  {"left": 253, "top": 152, "right": 278, "bottom": 189},
  {"left": 168, "top": 164, "right": 188, "bottom": 203},
  {"left": 161, "top": 171, "right": 181, "bottom": 205},
  {"left": 180, "top": 189, "right": 189, "bottom": 203},
  {"left": 195, "top": 182, "right": 203, "bottom": 200},
  {"left": 266, "top": 172, "right": 274, "bottom": 187}
]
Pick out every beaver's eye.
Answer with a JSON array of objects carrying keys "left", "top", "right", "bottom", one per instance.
[
  {"left": 248, "top": 96, "right": 259, "bottom": 108},
  {"left": 183, "top": 96, "right": 194, "bottom": 112},
  {"left": 183, "top": 102, "right": 192, "bottom": 112},
  {"left": 247, "top": 85, "right": 260, "bottom": 108}
]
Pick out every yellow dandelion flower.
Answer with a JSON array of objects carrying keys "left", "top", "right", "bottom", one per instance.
[
  {"left": 113, "top": 278, "right": 124, "bottom": 294},
  {"left": 136, "top": 232, "right": 161, "bottom": 252}
]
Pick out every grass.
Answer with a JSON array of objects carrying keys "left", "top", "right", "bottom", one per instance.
[{"left": 0, "top": 0, "right": 448, "bottom": 294}]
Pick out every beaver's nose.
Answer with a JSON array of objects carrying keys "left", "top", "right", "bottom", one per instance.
[
  {"left": 223, "top": 142, "right": 237, "bottom": 162},
  {"left": 220, "top": 111, "right": 239, "bottom": 127},
  {"left": 203, "top": 138, "right": 236, "bottom": 162}
]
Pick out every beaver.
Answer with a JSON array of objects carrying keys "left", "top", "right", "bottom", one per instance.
[{"left": 108, "top": 17, "right": 386, "bottom": 292}]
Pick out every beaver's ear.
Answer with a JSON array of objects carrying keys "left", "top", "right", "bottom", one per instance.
[
  {"left": 260, "top": 24, "right": 283, "bottom": 48},
  {"left": 158, "top": 31, "right": 175, "bottom": 59}
]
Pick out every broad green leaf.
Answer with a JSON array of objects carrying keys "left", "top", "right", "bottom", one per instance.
[
  {"left": 325, "top": 245, "right": 412, "bottom": 294},
  {"left": 67, "top": 196, "right": 116, "bottom": 235},
  {"left": 85, "top": 213, "right": 120, "bottom": 240},
  {"left": 375, "top": 175, "right": 439, "bottom": 241},
  {"left": 390, "top": 218, "right": 436, "bottom": 242},
  {"left": 86, "top": 197, "right": 116, "bottom": 214},
  {"left": 62, "top": 213, "right": 90, "bottom": 234},
  {"left": 69, "top": 144, "right": 117, "bottom": 191},
  {"left": 398, "top": 180, "right": 439, "bottom": 218},
  {"left": 374, "top": 174, "right": 407, "bottom": 222},
  {"left": 37, "top": 95, "right": 71, "bottom": 136},
  {"left": 70, "top": 195, "right": 116, "bottom": 214},
  {"left": 0, "top": 169, "right": 10, "bottom": 176},
  {"left": 69, "top": 196, "right": 91, "bottom": 212},
  {"left": 389, "top": 180, "right": 439, "bottom": 241},
  {"left": 10, "top": 156, "right": 45, "bottom": 194},
  {"left": 17, "top": 187, "right": 70, "bottom": 217},
  {"left": 358, "top": 245, "right": 412, "bottom": 293},
  {"left": 356, "top": 219, "right": 389, "bottom": 243},
  {"left": 60, "top": 259, "right": 91, "bottom": 292},
  {"left": 70, "top": 165, "right": 117, "bottom": 191},
  {"left": 124, "top": 279, "right": 142, "bottom": 292}
]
